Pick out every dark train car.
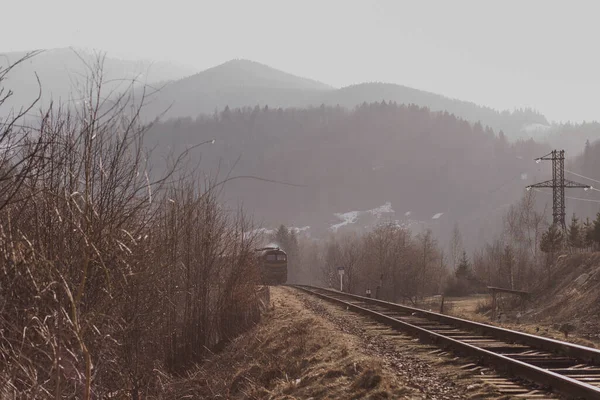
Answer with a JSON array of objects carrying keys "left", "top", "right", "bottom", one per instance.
[{"left": 255, "top": 247, "right": 287, "bottom": 285}]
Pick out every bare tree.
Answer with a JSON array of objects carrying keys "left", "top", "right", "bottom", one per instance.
[
  {"left": 0, "top": 51, "right": 49, "bottom": 211},
  {"left": 338, "top": 233, "right": 363, "bottom": 293}
]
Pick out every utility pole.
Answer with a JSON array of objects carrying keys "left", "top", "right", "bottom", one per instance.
[{"left": 526, "top": 150, "right": 590, "bottom": 231}]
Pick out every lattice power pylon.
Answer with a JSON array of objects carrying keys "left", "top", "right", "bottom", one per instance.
[{"left": 526, "top": 150, "right": 590, "bottom": 231}]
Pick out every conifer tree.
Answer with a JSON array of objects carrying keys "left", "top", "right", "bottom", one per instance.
[
  {"left": 540, "top": 224, "right": 564, "bottom": 254},
  {"left": 567, "top": 214, "right": 583, "bottom": 251},
  {"left": 592, "top": 212, "right": 600, "bottom": 249},
  {"left": 584, "top": 217, "right": 594, "bottom": 251},
  {"left": 455, "top": 250, "right": 471, "bottom": 280},
  {"left": 274, "top": 224, "right": 289, "bottom": 250},
  {"left": 503, "top": 245, "right": 515, "bottom": 289},
  {"left": 450, "top": 223, "right": 463, "bottom": 271},
  {"left": 541, "top": 224, "right": 564, "bottom": 278},
  {"left": 583, "top": 139, "right": 591, "bottom": 173}
]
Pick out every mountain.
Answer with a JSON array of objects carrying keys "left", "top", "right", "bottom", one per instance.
[
  {"left": 137, "top": 59, "right": 333, "bottom": 120},
  {"left": 2, "top": 52, "right": 549, "bottom": 139},
  {"left": 0, "top": 48, "right": 195, "bottom": 117},
  {"left": 176, "top": 59, "right": 333, "bottom": 91},
  {"left": 135, "top": 59, "right": 549, "bottom": 139}
]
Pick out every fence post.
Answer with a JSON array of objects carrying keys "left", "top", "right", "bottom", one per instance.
[{"left": 491, "top": 291, "right": 497, "bottom": 321}]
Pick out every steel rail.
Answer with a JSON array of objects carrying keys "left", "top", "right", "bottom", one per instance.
[
  {"left": 297, "top": 285, "right": 600, "bottom": 364},
  {"left": 292, "top": 284, "right": 600, "bottom": 399}
]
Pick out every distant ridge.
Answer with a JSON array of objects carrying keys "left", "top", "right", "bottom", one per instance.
[
  {"left": 139, "top": 59, "right": 548, "bottom": 137},
  {"left": 137, "top": 58, "right": 334, "bottom": 120},
  {"left": 1, "top": 50, "right": 549, "bottom": 138},
  {"left": 318, "top": 82, "right": 549, "bottom": 136},
  {"left": 182, "top": 59, "right": 334, "bottom": 91},
  {"left": 0, "top": 48, "right": 196, "bottom": 117}
]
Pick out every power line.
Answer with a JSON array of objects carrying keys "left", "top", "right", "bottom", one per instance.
[
  {"left": 563, "top": 169, "right": 600, "bottom": 193},
  {"left": 565, "top": 169, "right": 600, "bottom": 186},
  {"left": 533, "top": 188, "right": 600, "bottom": 204},
  {"left": 565, "top": 195, "right": 600, "bottom": 203},
  {"left": 526, "top": 150, "right": 591, "bottom": 231}
]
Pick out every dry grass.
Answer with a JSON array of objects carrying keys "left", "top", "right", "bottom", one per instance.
[
  {"left": 427, "top": 291, "right": 600, "bottom": 349},
  {"left": 164, "top": 287, "right": 419, "bottom": 399},
  {"left": 410, "top": 294, "right": 489, "bottom": 321},
  {"left": 0, "top": 53, "right": 265, "bottom": 398}
]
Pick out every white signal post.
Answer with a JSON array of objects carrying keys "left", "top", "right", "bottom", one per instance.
[{"left": 337, "top": 267, "right": 344, "bottom": 292}]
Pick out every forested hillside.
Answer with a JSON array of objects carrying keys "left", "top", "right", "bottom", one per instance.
[
  {"left": 137, "top": 59, "right": 332, "bottom": 121},
  {"left": 146, "top": 101, "right": 551, "bottom": 248},
  {"left": 563, "top": 138, "right": 600, "bottom": 220},
  {"left": 317, "top": 83, "right": 549, "bottom": 138},
  {"left": 545, "top": 122, "right": 600, "bottom": 156}
]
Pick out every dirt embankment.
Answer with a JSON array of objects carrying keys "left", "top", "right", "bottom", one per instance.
[
  {"left": 164, "top": 287, "right": 417, "bottom": 399},
  {"left": 162, "top": 287, "right": 489, "bottom": 399},
  {"left": 524, "top": 252, "right": 600, "bottom": 342},
  {"left": 452, "top": 252, "right": 600, "bottom": 346}
]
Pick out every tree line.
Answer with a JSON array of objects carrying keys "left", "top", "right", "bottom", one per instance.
[
  {"left": 278, "top": 186, "right": 600, "bottom": 301},
  {"left": 273, "top": 223, "right": 447, "bottom": 303},
  {"left": 541, "top": 212, "right": 600, "bottom": 255}
]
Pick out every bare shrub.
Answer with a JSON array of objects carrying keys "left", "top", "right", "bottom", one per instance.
[
  {"left": 310, "top": 223, "right": 448, "bottom": 303},
  {"left": 475, "top": 299, "right": 493, "bottom": 314},
  {"left": 0, "top": 53, "right": 262, "bottom": 399}
]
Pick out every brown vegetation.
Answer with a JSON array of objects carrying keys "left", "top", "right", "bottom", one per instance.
[
  {"left": 293, "top": 224, "right": 448, "bottom": 303},
  {"left": 0, "top": 53, "right": 263, "bottom": 398},
  {"left": 164, "top": 287, "right": 422, "bottom": 399},
  {"left": 518, "top": 252, "right": 600, "bottom": 344},
  {"left": 280, "top": 189, "right": 552, "bottom": 304}
]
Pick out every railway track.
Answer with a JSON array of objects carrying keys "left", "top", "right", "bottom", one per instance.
[{"left": 292, "top": 285, "right": 600, "bottom": 399}]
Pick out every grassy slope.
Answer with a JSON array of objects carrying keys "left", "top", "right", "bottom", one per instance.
[
  {"left": 164, "top": 287, "right": 419, "bottom": 399},
  {"left": 423, "top": 253, "right": 600, "bottom": 347}
]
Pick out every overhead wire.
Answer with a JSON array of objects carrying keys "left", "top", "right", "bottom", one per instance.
[
  {"left": 564, "top": 169, "right": 600, "bottom": 185},
  {"left": 564, "top": 169, "right": 600, "bottom": 193},
  {"left": 532, "top": 188, "right": 600, "bottom": 204}
]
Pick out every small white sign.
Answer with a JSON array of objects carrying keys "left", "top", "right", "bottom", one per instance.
[{"left": 337, "top": 267, "right": 344, "bottom": 291}]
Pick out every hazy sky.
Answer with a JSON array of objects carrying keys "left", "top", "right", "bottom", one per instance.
[{"left": 4, "top": 0, "right": 600, "bottom": 123}]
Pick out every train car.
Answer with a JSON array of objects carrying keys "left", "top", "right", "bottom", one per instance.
[{"left": 255, "top": 247, "right": 287, "bottom": 285}]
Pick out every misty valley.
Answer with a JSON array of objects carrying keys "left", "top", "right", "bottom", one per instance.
[{"left": 3, "top": 14, "right": 600, "bottom": 398}]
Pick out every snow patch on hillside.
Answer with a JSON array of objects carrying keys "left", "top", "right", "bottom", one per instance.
[
  {"left": 330, "top": 202, "right": 395, "bottom": 232},
  {"left": 290, "top": 226, "right": 310, "bottom": 233},
  {"left": 246, "top": 227, "right": 275, "bottom": 238},
  {"left": 330, "top": 211, "right": 360, "bottom": 232},
  {"left": 521, "top": 123, "right": 552, "bottom": 133},
  {"left": 367, "top": 201, "right": 394, "bottom": 217},
  {"left": 247, "top": 225, "right": 311, "bottom": 239},
  {"left": 393, "top": 219, "right": 426, "bottom": 230}
]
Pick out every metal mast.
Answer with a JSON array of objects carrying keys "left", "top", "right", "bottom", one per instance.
[{"left": 526, "top": 150, "right": 590, "bottom": 231}]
